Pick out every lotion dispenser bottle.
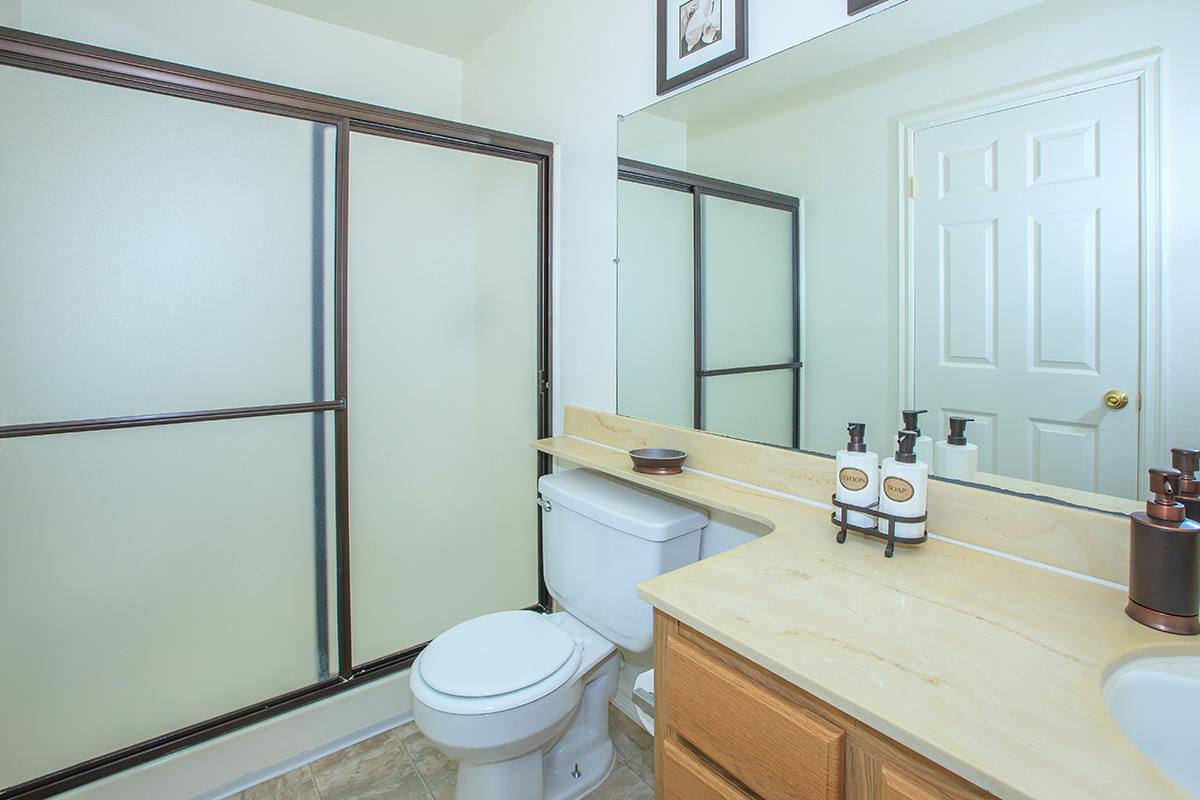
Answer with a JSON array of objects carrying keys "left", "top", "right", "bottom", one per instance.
[
  {"left": 934, "top": 416, "right": 978, "bottom": 482},
  {"left": 879, "top": 430, "right": 929, "bottom": 540},
  {"left": 901, "top": 409, "right": 933, "bottom": 470},
  {"left": 836, "top": 422, "right": 879, "bottom": 528}
]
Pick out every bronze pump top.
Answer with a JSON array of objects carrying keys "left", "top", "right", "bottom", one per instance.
[
  {"left": 846, "top": 422, "right": 866, "bottom": 453},
  {"left": 946, "top": 416, "right": 974, "bottom": 446},
  {"left": 1146, "top": 467, "right": 1187, "bottom": 522},
  {"left": 895, "top": 430, "right": 918, "bottom": 464},
  {"left": 1172, "top": 448, "right": 1200, "bottom": 498},
  {"left": 901, "top": 409, "right": 927, "bottom": 437}
]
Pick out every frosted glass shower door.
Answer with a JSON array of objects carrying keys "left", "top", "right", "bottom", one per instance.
[
  {"left": 347, "top": 131, "right": 541, "bottom": 665},
  {"left": 699, "top": 194, "right": 798, "bottom": 447},
  {"left": 0, "top": 65, "right": 336, "bottom": 788},
  {"left": 617, "top": 180, "right": 695, "bottom": 428}
]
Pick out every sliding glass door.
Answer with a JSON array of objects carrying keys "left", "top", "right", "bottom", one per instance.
[
  {"left": 0, "top": 28, "right": 550, "bottom": 799},
  {"left": 347, "top": 131, "right": 541, "bottom": 666}
]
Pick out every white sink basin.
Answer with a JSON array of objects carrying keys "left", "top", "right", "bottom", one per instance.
[{"left": 1103, "top": 656, "right": 1200, "bottom": 797}]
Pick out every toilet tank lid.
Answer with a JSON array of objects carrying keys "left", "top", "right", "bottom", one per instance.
[{"left": 538, "top": 469, "right": 707, "bottom": 542}]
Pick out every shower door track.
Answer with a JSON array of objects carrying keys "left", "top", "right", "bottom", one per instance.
[{"left": 0, "top": 25, "right": 553, "bottom": 800}]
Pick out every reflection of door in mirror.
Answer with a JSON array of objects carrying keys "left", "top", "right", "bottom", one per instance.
[{"left": 911, "top": 81, "right": 1139, "bottom": 498}]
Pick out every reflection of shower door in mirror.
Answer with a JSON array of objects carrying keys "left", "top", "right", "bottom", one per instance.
[
  {"left": 699, "top": 194, "right": 799, "bottom": 449},
  {"left": 616, "top": 161, "right": 801, "bottom": 449},
  {"left": 912, "top": 80, "right": 1140, "bottom": 497}
]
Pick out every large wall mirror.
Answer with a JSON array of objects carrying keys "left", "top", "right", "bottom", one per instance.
[{"left": 617, "top": 0, "right": 1199, "bottom": 509}]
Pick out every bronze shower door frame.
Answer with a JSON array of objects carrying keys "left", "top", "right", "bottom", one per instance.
[{"left": 0, "top": 26, "right": 553, "bottom": 800}]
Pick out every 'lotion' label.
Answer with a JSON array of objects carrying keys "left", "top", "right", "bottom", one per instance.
[
  {"left": 839, "top": 467, "right": 869, "bottom": 491},
  {"left": 883, "top": 476, "right": 915, "bottom": 502}
]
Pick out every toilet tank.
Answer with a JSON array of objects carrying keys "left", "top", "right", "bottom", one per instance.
[{"left": 538, "top": 469, "right": 707, "bottom": 652}]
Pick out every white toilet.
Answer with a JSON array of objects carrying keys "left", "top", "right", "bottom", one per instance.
[{"left": 410, "top": 469, "right": 707, "bottom": 800}]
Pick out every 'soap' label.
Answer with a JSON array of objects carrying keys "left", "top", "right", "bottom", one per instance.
[
  {"left": 883, "top": 476, "right": 915, "bottom": 502},
  {"left": 838, "top": 467, "right": 869, "bottom": 491}
]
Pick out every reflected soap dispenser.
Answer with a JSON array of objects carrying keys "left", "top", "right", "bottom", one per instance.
[
  {"left": 836, "top": 422, "right": 879, "bottom": 528},
  {"left": 934, "top": 416, "right": 978, "bottom": 482},
  {"left": 1171, "top": 448, "right": 1200, "bottom": 523},
  {"left": 901, "top": 409, "right": 933, "bottom": 470},
  {"left": 1126, "top": 467, "right": 1200, "bottom": 635},
  {"left": 879, "top": 430, "right": 928, "bottom": 540}
]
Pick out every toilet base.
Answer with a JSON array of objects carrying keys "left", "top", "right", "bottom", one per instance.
[
  {"left": 544, "top": 739, "right": 614, "bottom": 800},
  {"left": 450, "top": 643, "right": 620, "bottom": 800},
  {"left": 453, "top": 740, "right": 614, "bottom": 800}
]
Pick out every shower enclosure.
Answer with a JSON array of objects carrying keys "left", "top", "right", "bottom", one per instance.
[{"left": 0, "top": 27, "right": 551, "bottom": 800}]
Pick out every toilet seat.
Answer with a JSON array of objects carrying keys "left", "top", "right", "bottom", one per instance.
[{"left": 413, "top": 611, "right": 584, "bottom": 715}]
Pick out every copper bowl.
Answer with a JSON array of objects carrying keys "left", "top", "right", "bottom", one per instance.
[{"left": 629, "top": 448, "right": 687, "bottom": 475}]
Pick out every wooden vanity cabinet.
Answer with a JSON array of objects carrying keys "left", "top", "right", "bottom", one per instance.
[{"left": 653, "top": 611, "right": 996, "bottom": 800}]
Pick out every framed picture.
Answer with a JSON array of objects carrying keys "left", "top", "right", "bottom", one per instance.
[
  {"left": 657, "top": 0, "right": 747, "bottom": 96},
  {"left": 847, "top": 0, "right": 889, "bottom": 14}
]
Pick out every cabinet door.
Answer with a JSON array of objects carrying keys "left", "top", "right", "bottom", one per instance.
[
  {"left": 666, "top": 634, "right": 845, "bottom": 800},
  {"left": 663, "top": 738, "right": 756, "bottom": 800}
]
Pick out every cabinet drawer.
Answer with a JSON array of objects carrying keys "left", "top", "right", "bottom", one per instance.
[
  {"left": 665, "top": 634, "right": 845, "bottom": 800},
  {"left": 663, "top": 737, "right": 755, "bottom": 800}
]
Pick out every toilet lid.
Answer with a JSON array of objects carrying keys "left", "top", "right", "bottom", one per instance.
[{"left": 419, "top": 611, "right": 578, "bottom": 698}]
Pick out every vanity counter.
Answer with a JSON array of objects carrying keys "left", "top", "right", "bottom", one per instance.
[{"left": 533, "top": 433, "right": 1194, "bottom": 800}]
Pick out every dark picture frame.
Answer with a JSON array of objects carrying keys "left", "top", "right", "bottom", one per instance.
[
  {"left": 657, "top": 0, "right": 747, "bottom": 95},
  {"left": 848, "top": 0, "right": 889, "bottom": 15}
]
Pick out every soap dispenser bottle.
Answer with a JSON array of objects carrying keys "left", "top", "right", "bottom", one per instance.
[
  {"left": 1126, "top": 467, "right": 1200, "bottom": 635},
  {"left": 836, "top": 422, "right": 879, "bottom": 528},
  {"left": 879, "top": 430, "right": 928, "bottom": 540},
  {"left": 1171, "top": 448, "right": 1200, "bottom": 523},
  {"left": 933, "top": 416, "right": 978, "bottom": 482},
  {"left": 901, "top": 409, "right": 933, "bottom": 470}
]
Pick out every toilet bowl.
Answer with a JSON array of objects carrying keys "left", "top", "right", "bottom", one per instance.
[
  {"left": 411, "top": 469, "right": 708, "bottom": 800},
  {"left": 411, "top": 611, "right": 618, "bottom": 800}
]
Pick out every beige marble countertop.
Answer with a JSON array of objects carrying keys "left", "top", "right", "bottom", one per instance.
[{"left": 533, "top": 434, "right": 1199, "bottom": 800}]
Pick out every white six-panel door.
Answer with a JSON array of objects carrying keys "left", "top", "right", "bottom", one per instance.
[{"left": 913, "top": 80, "right": 1140, "bottom": 497}]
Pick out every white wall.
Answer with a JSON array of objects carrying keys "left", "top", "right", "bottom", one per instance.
[
  {"left": 682, "top": 0, "right": 1200, "bottom": 457},
  {"left": 16, "top": 0, "right": 463, "bottom": 119},
  {"left": 619, "top": 111, "right": 688, "bottom": 169},
  {"left": 0, "top": 0, "right": 17, "bottom": 27},
  {"left": 461, "top": 0, "right": 905, "bottom": 436}
]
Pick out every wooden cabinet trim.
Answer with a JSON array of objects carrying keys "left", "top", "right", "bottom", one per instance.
[{"left": 881, "top": 763, "right": 961, "bottom": 800}]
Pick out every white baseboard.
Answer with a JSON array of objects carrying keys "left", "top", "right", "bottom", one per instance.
[
  {"left": 202, "top": 710, "right": 414, "bottom": 800},
  {"left": 59, "top": 669, "right": 414, "bottom": 800},
  {"left": 609, "top": 691, "right": 641, "bottom": 728}
]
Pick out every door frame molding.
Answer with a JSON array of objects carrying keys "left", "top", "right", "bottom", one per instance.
[{"left": 895, "top": 50, "right": 1163, "bottom": 496}]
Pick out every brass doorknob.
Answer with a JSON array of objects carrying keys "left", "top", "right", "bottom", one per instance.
[{"left": 1104, "top": 390, "right": 1129, "bottom": 410}]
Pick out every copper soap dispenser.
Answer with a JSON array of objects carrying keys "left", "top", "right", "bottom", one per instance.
[{"left": 1126, "top": 467, "right": 1200, "bottom": 635}]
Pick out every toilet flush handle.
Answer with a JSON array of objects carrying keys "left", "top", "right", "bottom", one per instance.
[{"left": 537, "top": 496, "right": 552, "bottom": 513}]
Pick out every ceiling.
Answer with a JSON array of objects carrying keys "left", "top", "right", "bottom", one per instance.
[{"left": 251, "top": 0, "right": 537, "bottom": 58}]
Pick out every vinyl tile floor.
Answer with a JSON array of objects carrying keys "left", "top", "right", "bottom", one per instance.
[{"left": 232, "top": 704, "right": 654, "bottom": 800}]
